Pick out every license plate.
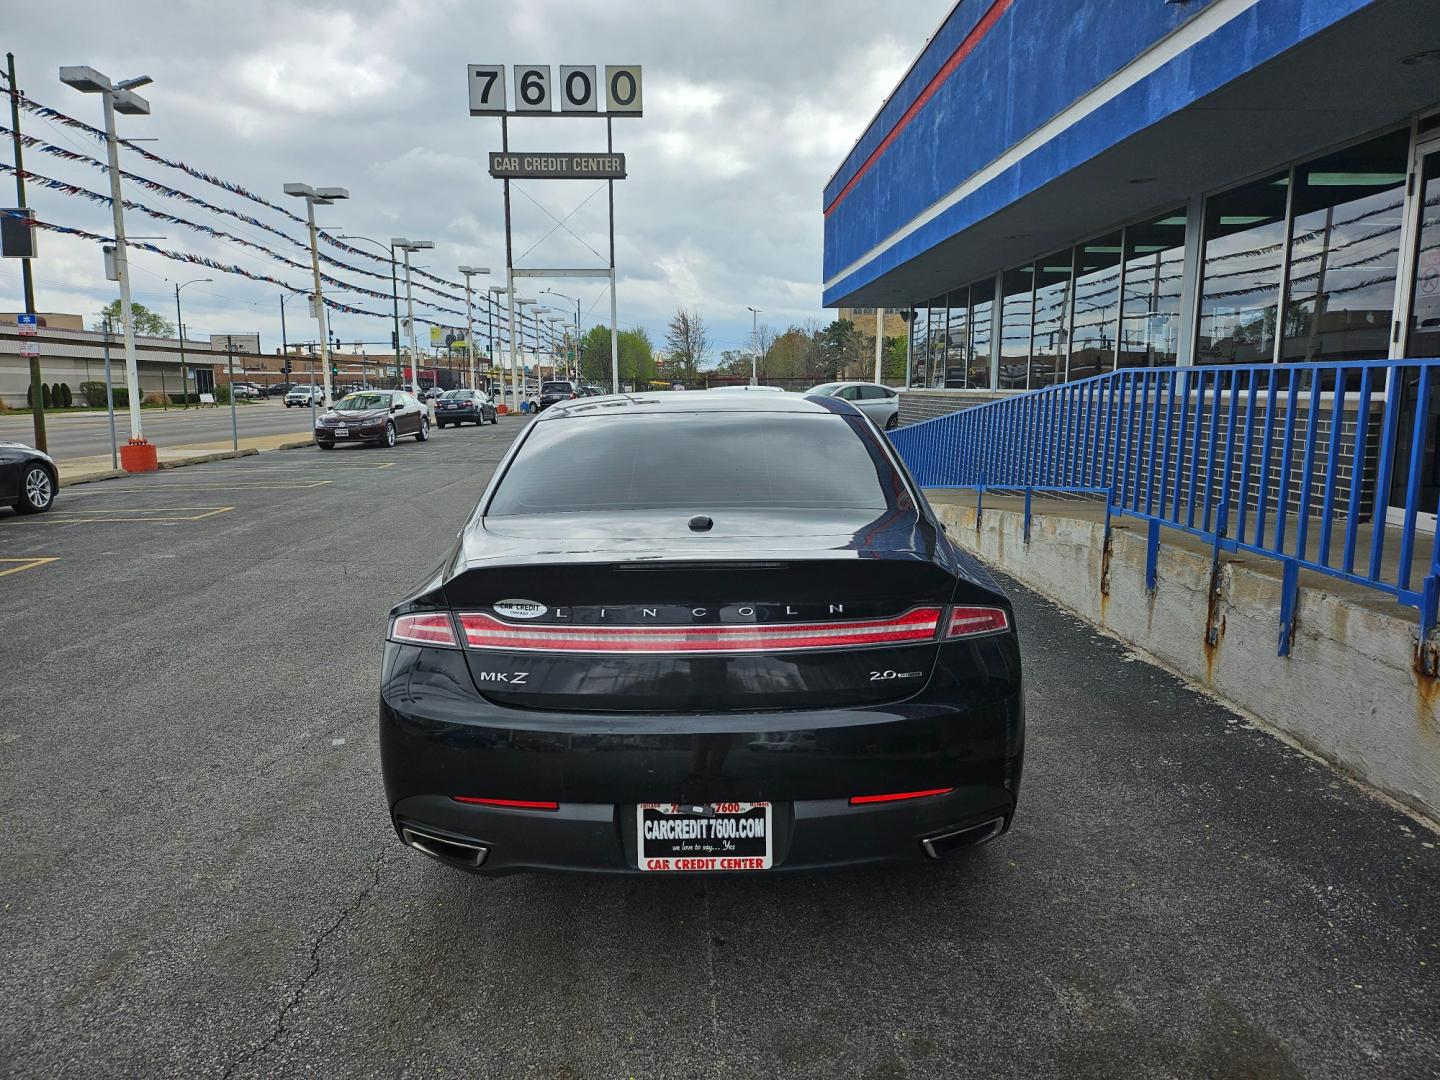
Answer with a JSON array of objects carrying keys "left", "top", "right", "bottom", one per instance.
[
  {"left": 335, "top": 427, "right": 348, "bottom": 436},
  {"left": 637, "top": 802, "right": 772, "bottom": 871}
]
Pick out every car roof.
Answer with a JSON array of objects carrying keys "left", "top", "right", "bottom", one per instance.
[{"left": 537, "top": 391, "right": 861, "bottom": 420}]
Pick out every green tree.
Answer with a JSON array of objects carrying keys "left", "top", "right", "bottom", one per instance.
[
  {"left": 884, "top": 335, "right": 908, "bottom": 384},
  {"left": 93, "top": 300, "right": 175, "bottom": 338},
  {"left": 763, "top": 328, "right": 810, "bottom": 380},
  {"left": 579, "top": 325, "right": 656, "bottom": 388}
]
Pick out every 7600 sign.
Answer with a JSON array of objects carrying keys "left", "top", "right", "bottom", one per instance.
[{"left": 468, "top": 64, "right": 643, "bottom": 117}]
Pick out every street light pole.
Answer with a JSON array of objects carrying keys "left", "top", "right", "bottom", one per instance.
[
  {"left": 543, "top": 289, "right": 582, "bottom": 381},
  {"left": 488, "top": 286, "right": 510, "bottom": 411},
  {"left": 458, "top": 266, "right": 490, "bottom": 391},
  {"left": 60, "top": 65, "right": 153, "bottom": 448},
  {"left": 338, "top": 234, "right": 403, "bottom": 386},
  {"left": 393, "top": 239, "right": 433, "bottom": 398},
  {"left": 283, "top": 183, "right": 349, "bottom": 408},
  {"left": 174, "top": 277, "right": 211, "bottom": 410},
  {"left": 747, "top": 306, "right": 762, "bottom": 385}
]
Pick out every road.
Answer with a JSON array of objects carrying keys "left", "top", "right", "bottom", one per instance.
[
  {"left": 0, "top": 420, "right": 1437, "bottom": 1079},
  {"left": 0, "top": 399, "right": 315, "bottom": 461}
]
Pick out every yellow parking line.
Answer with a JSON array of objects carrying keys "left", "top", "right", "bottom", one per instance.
[{"left": 0, "top": 556, "right": 60, "bottom": 577}]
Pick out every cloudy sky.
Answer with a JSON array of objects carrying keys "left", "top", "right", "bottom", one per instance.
[{"left": 1, "top": 0, "right": 947, "bottom": 358}]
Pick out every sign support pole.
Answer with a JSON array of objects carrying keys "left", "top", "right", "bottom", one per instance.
[
  {"left": 502, "top": 115, "right": 519, "bottom": 415},
  {"left": 607, "top": 116, "right": 619, "bottom": 394}
]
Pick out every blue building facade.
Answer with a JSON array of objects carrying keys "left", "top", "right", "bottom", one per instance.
[{"left": 823, "top": 0, "right": 1440, "bottom": 392}]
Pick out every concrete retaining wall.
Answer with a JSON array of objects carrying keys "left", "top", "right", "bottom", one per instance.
[{"left": 932, "top": 500, "right": 1440, "bottom": 824}]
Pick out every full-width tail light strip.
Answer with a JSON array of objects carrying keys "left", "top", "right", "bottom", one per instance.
[
  {"left": 390, "top": 605, "right": 1009, "bottom": 653},
  {"left": 455, "top": 607, "right": 945, "bottom": 654}
]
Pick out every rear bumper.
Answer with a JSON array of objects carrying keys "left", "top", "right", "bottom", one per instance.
[
  {"left": 437, "top": 408, "right": 482, "bottom": 420},
  {"left": 380, "top": 644, "right": 1024, "bottom": 875},
  {"left": 391, "top": 790, "right": 1014, "bottom": 875}
]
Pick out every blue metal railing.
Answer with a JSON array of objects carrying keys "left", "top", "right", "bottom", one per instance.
[{"left": 890, "top": 359, "right": 1440, "bottom": 655}]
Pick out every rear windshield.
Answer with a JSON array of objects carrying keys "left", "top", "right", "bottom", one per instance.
[
  {"left": 441, "top": 390, "right": 472, "bottom": 400},
  {"left": 486, "top": 412, "right": 903, "bottom": 515},
  {"left": 541, "top": 382, "right": 573, "bottom": 394}
]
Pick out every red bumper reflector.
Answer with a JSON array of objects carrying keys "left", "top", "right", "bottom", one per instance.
[
  {"left": 946, "top": 606, "right": 1009, "bottom": 638},
  {"left": 849, "top": 787, "right": 955, "bottom": 806},
  {"left": 456, "top": 606, "right": 944, "bottom": 654},
  {"left": 389, "top": 612, "right": 460, "bottom": 647},
  {"left": 452, "top": 797, "right": 559, "bottom": 811}
]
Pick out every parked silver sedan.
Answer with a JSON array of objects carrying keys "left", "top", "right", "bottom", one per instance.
[{"left": 805, "top": 381, "right": 901, "bottom": 430}]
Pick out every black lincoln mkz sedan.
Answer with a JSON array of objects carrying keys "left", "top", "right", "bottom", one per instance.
[{"left": 380, "top": 392, "right": 1023, "bottom": 874}]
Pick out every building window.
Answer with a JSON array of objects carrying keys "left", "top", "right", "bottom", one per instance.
[
  {"left": 1069, "top": 232, "right": 1122, "bottom": 379},
  {"left": 969, "top": 278, "right": 995, "bottom": 389},
  {"left": 1196, "top": 171, "right": 1289, "bottom": 364},
  {"left": 998, "top": 267, "right": 1034, "bottom": 389},
  {"left": 926, "top": 296, "right": 948, "bottom": 388},
  {"left": 1280, "top": 129, "right": 1408, "bottom": 363},
  {"left": 945, "top": 288, "right": 970, "bottom": 388},
  {"left": 1119, "top": 210, "right": 1186, "bottom": 368},
  {"left": 1031, "top": 250, "right": 1073, "bottom": 386}
]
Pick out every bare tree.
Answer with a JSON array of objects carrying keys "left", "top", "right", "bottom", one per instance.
[{"left": 664, "top": 308, "right": 711, "bottom": 382}]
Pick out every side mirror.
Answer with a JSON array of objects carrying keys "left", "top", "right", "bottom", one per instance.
[{"left": 391, "top": 402, "right": 404, "bottom": 412}]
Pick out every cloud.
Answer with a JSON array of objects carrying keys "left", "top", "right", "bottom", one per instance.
[{"left": 2, "top": 0, "right": 941, "bottom": 353}]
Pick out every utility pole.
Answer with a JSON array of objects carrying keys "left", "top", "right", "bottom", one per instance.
[
  {"left": 4, "top": 53, "right": 45, "bottom": 453},
  {"left": 283, "top": 183, "right": 349, "bottom": 407}
]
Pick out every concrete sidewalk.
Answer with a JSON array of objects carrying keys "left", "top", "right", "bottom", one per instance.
[{"left": 57, "top": 430, "right": 316, "bottom": 486}]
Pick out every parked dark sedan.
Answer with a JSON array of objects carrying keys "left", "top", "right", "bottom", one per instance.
[
  {"left": 436, "top": 389, "right": 498, "bottom": 428},
  {"left": 315, "top": 390, "right": 430, "bottom": 449},
  {"left": 0, "top": 442, "right": 57, "bottom": 514},
  {"left": 380, "top": 392, "right": 1024, "bottom": 875}
]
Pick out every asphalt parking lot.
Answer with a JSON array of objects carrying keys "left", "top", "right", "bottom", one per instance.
[{"left": 1, "top": 418, "right": 1437, "bottom": 1079}]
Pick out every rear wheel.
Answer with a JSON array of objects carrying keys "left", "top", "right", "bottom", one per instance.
[
  {"left": 15, "top": 465, "right": 55, "bottom": 513},
  {"left": 383, "top": 422, "right": 397, "bottom": 448},
  {"left": 438, "top": 421, "right": 448, "bottom": 429},
  {"left": 416, "top": 418, "right": 430, "bottom": 442},
  {"left": 885, "top": 414, "right": 898, "bottom": 431}
]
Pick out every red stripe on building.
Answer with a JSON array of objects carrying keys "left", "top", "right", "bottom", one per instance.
[{"left": 823, "top": 0, "right": 1014, "bottom": 218}]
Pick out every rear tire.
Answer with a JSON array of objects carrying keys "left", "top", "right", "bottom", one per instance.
[
  {"left": 438, "top": 421, "right": 448, "bottom": 429},
  {"left": 15, "top": 465, "right": 55, "bottom": 513},
  {"left": 885, "top": 414, "right": 898, "bottom": 431},
  {"left": 415, "top": 418, "right": 429, "bottom": 442}
]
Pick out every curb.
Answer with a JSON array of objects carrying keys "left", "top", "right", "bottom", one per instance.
[{"left": 59, "top": 438, "right": 317, "bottom": 488}]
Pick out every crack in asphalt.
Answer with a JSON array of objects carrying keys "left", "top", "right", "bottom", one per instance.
[{"left": 220, "top": 845, "right": 389, "bottom": 1080}]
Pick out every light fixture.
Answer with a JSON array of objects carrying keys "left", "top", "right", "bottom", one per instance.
[
  {"left": 1305, "top": 172, "right": 1406, "bottom": 187},
  {"left": 1127, "top": 176, "right": 1158, "bottom": 185},
  {"left": 1219, "top": 215, "right": 1271, "bottom": 225},
  {"left": 1400, "top": 49, "right": 1440, "bottom": 66}
]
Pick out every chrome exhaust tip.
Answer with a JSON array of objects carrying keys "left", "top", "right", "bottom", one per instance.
[
  {"left": 401, "top": 825, "right": 489, "bottom": 868},
  {"left": 921, "top": 816, "right": 1007, "bottom": 860}
]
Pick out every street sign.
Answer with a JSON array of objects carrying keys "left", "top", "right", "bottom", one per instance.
[
  {"left": 604, "top": 66, "right": 643, "bottom": 114},
  {"left": 514, "top": 66, "right": 551, "bottom": 112},
  {"left": 488, "top": 152, "right": 625, "bottom": 180},
  {"left": 560, "top": 66, "right": 597, "bottom": 112},
  {"left": 19, "top": 339, "right": 38, "bottom": 357},
  {"left": 17, "top": 313, "right": 38, "bottom": 335},
  {"left": 467, "top": 65, "right": 507, "bottom": 115},
  {"left": 466, "top": 64, "right": 642, "bottom": 117}
]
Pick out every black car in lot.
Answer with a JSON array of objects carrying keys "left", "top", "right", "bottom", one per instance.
[
  {"left": 315, "top": 390, "right": 430, "bottom": 449},
  {"left": 536, "top": 380, "right": 578, "bottom": 411},
  {"left": 0, "top": 442, "right": 57, "bottom": 514},
  {"left": 380, "top": 392, "right": 1023, "bottom": 875},
  {"left": 436, "top": 389, "right": 498, "bottom": 428}
]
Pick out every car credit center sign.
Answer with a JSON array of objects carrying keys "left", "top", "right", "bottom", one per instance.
[{"left": 488, "top": 152, "right": 626, "bottom": 180}]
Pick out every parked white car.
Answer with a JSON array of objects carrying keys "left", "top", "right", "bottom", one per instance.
[
  {"left": 284, "top": 385, "right": 325, "bottom": 408},
  {"left": 806, "top": 381, "right": 901, "bottom": 430}
]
